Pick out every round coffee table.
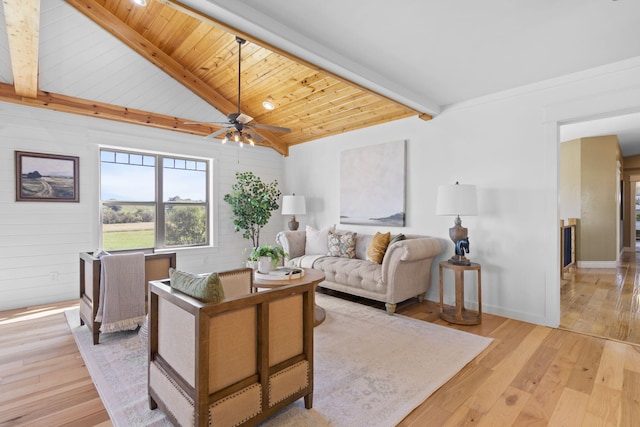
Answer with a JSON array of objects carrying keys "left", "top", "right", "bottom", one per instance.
[{"left": 253, "top": 268, "right": 326, "bottom": 326}]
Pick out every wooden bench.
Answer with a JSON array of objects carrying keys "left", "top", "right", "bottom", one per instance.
[{"left": 79, "top": 251, "right": 176, "bottom": 344}]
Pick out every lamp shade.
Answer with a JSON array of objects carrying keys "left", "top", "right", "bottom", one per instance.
[
  {"left": 281, "top": 195, "right": 306, "bottom": 215},
  {"left": 436, "top": 183, "right": 477, "bottom": 216}
]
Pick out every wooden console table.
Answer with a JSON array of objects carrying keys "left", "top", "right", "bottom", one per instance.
[
  {"left": 438, "top": 261, "right": 482, "bottom": 325},
  {"left": 79, "top": 251, "right": 176, "bottom": 344}
]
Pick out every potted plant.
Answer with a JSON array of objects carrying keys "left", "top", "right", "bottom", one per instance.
[
  {"left": 223, "top": 171, "right": 281, "bottom": 248},
  {"left": 249, "top": 245, "right": 288, "bottom": 273}
]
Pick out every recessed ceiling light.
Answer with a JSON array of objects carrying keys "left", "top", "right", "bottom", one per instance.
[
  {"left": 262, "top": 101, "right": 275, "bottom": 110},
  {"left": 133, "top": 0, "right": 147, "bottom": 6}
]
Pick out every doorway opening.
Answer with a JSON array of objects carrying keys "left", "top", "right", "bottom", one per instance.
[{"left": 635, "top": 181, "right": 640, "bottom": 251}]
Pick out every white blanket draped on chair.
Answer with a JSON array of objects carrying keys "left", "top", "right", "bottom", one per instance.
[{"left": 95, "top": 252, "right": 146, "bottom": 333}]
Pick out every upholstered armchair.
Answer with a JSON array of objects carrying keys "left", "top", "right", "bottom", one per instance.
[{"left": 148, "top": 267, "right": 315, "bottom": 427}]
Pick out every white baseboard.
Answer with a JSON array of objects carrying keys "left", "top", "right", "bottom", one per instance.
[{"left": 577, "top": 261, "right": 617, "bottom": 268}]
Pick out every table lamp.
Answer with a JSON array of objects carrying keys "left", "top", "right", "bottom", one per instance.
[
  {"left": 436, "top": 182, "right": 477, "bottom": 265},
  {"left": 282, "top": 194, "right": 306, "bottom": 231}
]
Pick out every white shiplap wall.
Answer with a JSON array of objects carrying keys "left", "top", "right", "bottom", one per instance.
[
  {"left": 0, "top": 102, "right": 284, "bottom": 311},
  {"left": 38, "top": 0, "right": 227, "bottom": 124}
]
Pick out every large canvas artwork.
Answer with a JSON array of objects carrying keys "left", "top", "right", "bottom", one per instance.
[{"left": 340, "top": 140, "right": 406, "bottom": 226}]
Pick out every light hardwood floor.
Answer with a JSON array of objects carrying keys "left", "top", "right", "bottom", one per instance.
[
  {"left": 0, "top": 301, "right": 111, "bottom": 427},
  {"left": 560, "top": 250, "right": 640, "bottom": 345},
  {"left": 1, "top": 291, "right": 639, "bottom": 426}
]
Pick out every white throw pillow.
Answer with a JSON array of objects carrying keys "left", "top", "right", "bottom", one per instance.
[{"left": 305, "top": 225, "right": 335, "bottom": 255}]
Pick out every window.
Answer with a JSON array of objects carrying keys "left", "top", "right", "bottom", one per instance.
[{"left": 100, "top": 149, "right": 209, "bottom": 251}]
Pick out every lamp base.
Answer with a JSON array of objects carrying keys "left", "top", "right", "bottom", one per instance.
[
  {"left": 448, "top": 215, "right": 471, "bottom": 266},
  {"left": 287, "top": 216, "right": 299, "bottom": 231},
  {"left": 448, "top": 254, "right": 471, "bottom": 266}
]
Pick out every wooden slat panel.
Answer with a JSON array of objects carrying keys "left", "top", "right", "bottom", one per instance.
[
  {"left": 61, "top": 0, "right": 430, "bottom": 156},
  {"left": 65, "top": 0, "right": 289, "bottom": 155},
  {"left": 4, "top": 0, "right": 40, "bottom": 98}
]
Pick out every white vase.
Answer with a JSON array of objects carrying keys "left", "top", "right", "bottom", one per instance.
[{"left": 258, "top": 256, "right": 275, "bottom": 273}]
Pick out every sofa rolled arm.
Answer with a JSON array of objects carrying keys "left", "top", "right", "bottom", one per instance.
[
  {"left": 276, "top": 230, "right": 306, "bottom": 259},
  {"left": 389, "top": 237, "right": 442, "bottom": 263},
  {"left": 381, "top": 237, "right": 443, "bottom": 287}
]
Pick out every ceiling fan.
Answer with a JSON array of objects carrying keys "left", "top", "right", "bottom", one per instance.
[{"left": 194, "top": 37, "right": 291, "bottom": 146}]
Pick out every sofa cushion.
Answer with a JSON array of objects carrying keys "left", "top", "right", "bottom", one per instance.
[
  {"left": 286, "top": 254, "right": 327, "bottom": 269},
  {"left": 327, "top": 231, "right": 357, "bottom": 258},
  {"left": 313, "top": 256, "right": 383, "bottom": 292},
  {"left": 169, "top": 268, "right": 225, "bottom": 303},
  {"left": 305, "top": 225, "right": 335, "bottom": 255},
  {"left": 366, "top": 232, "right": 391, "bottom": 264}
]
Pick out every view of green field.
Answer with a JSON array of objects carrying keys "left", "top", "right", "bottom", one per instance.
[
  {"left": 102, "top": 222, "right": 154, "bottom": 250},
  {"left": 101, "top": 203, "right": 206, "bottom": 250}
]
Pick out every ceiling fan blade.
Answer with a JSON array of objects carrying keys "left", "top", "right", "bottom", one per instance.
[
  {"left": 245, "top": 128, "right": 265, "bottom": 143},
  {"left": 250, "top": 122, "right": 292, "bottom": 134},
  {"left": 236, "top": 113, "right": 253, "bottom": 124},
  {"left": 205, "top": 127, "right": 231, "bottom": 139}
]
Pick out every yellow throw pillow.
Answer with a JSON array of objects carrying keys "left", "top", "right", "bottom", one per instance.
[{"left": 366, "top": 232, "right": 391, "bottom": 264}]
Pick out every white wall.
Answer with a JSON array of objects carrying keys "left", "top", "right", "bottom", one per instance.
[
  {"left": 284, "top": 57, "right": 640, "bottom": 327},
  {"left": 3, "top": 59, "right": 640, "bottom": 325},
  {"left": 0, "top": 103, "right": 284, "bottom": 311}
]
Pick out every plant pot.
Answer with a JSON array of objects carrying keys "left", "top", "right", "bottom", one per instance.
[{"left": 258, "top": 256, "right": 275, "bottom": 273}]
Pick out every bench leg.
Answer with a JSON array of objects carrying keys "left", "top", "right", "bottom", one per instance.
[
  {"left": 304, "top": 393, "right": 313, "bottom": 409},
  {"left": 149, "top": 395, "right": 158, "bottom": 410}
]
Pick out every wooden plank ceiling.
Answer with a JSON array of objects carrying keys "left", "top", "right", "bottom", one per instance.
[{"left": 2, "top": 0, "right": 430, "bottom": 155}]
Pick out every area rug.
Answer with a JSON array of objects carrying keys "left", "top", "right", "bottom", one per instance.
[{"left": 66, "top": 293, "right": 492, "bottom": 427}]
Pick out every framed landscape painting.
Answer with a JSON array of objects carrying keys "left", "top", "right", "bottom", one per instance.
[
  {"left": 15, "top": 151, "right": 79, "bottom": 202},
  {"left": 340, "top": 140, "right": 406, "bottom": 226}
]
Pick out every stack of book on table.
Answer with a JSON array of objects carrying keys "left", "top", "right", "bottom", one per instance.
[{"left": 255, "top": 267, "right": 304, "bottom": 280}]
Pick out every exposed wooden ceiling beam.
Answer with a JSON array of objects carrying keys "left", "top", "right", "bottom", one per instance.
[
  {"left": 64, "top": 0, "right": 288, "bottom": 156},
  {"left": 161, "top": 0, "right": 432, "bottom": 121},
  {"left": 0, "top": 81, "right": 283, "bottom": 152},
  {"left": 3, "top": 0, "right": 40, "bottom": 98}
]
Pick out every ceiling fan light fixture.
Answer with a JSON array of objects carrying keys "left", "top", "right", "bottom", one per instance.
[{"left": 199, "top": 36, "right": 290, "bottom": 148}]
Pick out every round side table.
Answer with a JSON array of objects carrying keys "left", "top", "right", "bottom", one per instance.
[{"left": 438, "top": 261, "right": 482, "bottom": 325}]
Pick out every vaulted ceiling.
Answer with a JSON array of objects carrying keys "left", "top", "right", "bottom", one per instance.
[
  {"left": 0, "top": 0, "right": 427, "bottom": 156},
  {"left": 2, "top": 0, "right": 640, "bottom": 156}
]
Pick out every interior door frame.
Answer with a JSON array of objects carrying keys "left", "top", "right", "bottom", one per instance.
[
  {"left": 629, "top": 176, "right": 640, "bottom": 249},
  {"left": 545, "top": 86, "right": 640, "bottom": 328}
]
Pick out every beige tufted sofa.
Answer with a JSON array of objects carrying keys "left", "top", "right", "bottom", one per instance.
[
  {"left": 148, "top": 268, "right": 315, "bottom": 427},
  {"left": 276, "top": 230, "right": 442, "bottom": 314}
]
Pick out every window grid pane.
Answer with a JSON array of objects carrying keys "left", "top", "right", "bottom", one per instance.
[{"left": 100, "top": 149, "right": 209, "bottom": 250}]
